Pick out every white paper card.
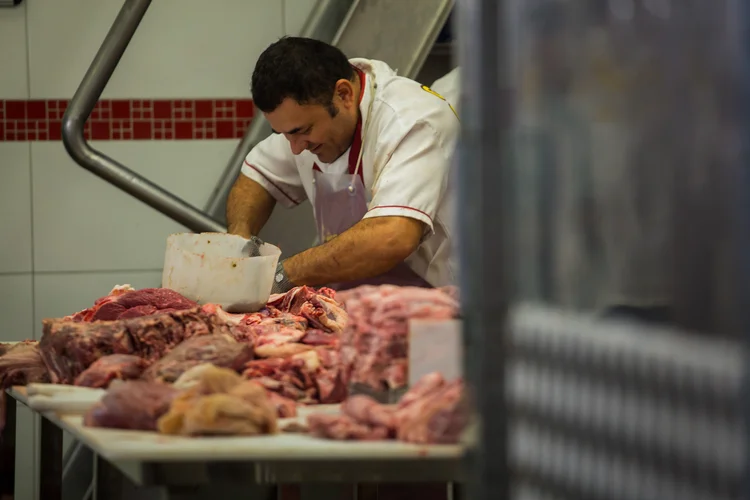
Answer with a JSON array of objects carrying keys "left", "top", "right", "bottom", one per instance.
[{"left": 408, "top": 318, "right": 463, "bottom": 385}]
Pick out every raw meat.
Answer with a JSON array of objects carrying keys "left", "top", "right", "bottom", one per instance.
[
  {"left": 396, "top": 378, "right": 465, "bottom": 445},
  {"left": 172, "top": 363, "right": 222, "bottom": 390},
  {"left": 243, "top": 347, "right": 346, "bottom": 404},
  {"left": 307, "top": 395, "right": 394, "bottom": 440},
  {"left": 0, "top": 341, "right": 49, "bottom": 432},
  {"left": 142, "top": 334, "right": 254, "bottom": 383},
  {"left": 307, "top": 412, "right": 390, "bottom": 441},
  {"left": 251, "top": 312, "right": 309, "bottom": 331},
  {"left": 343, "top": 394, "right": 397, "bottom": 429},
  {"left": 245, "top": 358, "right": 317, "bottom": 403},
  {"left": 40, "top": 305, "right": 246, "bottom": 384},
  {"left": 0, "top": 341, "right": 49, "bottom": 388},
  {"left": 157, "top": 365, "right": 277, "bottom": 436},
  {"left": 306, "top": 372, "right": 466, "bottom": 444},
  {"left": 308, "top": 348, "right": 347, "bottom": 404},
  {"left": 84, "top": 380, "right": 178, "bottom": 431},
  {"left": 173, "top": 363, "right": 298, "bottom": 418},
  {"left": 267, "top": 286, "right": 348, "bottom": 333},
  {"left": 299, "top": 329, "right": 339, "bottom": 348},
  {"left": 340, "top": 286, "right": 458, "bottom": 392},
  {"left": 265, "top": 390, "right": 298, "bottom": 418},
  {"left": 74, "top": 354, "right": 150, "bottom": 388},
  {"left": 205, "top": 287, "right": 344, "bottom": 359},
  {"left": 65, "top": 285, "right": 197, "bottom": 322},
  {"left": 252, "top": 326, "right": 312, "bottom": 358}
]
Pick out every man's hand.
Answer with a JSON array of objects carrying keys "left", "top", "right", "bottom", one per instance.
[{"left": 282, "top": 216, "right": 425, "bottom": 286}]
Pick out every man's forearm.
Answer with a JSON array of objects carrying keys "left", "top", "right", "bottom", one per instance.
[
  {"left": 226, "top": 175, "right": 276, "bottom": 238},
  {"left": 283, "top": 216, "right": 424, "bottom": 285}
]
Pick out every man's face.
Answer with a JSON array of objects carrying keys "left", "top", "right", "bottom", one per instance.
[{"left": 264, "top": 80, "right": 359, "bottom": 164}]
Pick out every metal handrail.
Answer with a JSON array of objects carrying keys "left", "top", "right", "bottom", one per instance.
[
  {"left": 203, "top": 0, "right": 356, "bottom": 220},
  {"left": 61, "top": 0, "right": 225, "bottom": 233}
]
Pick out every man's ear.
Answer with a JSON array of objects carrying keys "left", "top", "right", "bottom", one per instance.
[{"left": 334, "top": 79, "right": 356, "bottom": 106}]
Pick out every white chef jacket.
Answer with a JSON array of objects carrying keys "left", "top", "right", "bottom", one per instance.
[
  {"left": 430, "top": 67, "right": 460, "bottom": 111},
  {"left": 241, "top": 58, "right": 460, "bottom": 287}
]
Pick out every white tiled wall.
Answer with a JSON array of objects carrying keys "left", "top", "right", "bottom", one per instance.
[
  {"left": 0, "top": 1, "right": 318, "bottom": 499},
  {"left": 30, "top": 140, "right": 234, "bottom": 273},
  {"left": 0, "top": 5, "right": 28, "bottom": 99},
  {"left": 0, "top": 143, "right": 33, "bottom": 274},
  {"left": 27, "top": 0, "right": 285, "bottom": 99}
]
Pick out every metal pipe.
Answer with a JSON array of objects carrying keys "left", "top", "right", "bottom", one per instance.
[
  {"left": 203, "top": 117, "right": 270, "bottom": 222},
  {"left": 62, "top": 0, "right": 225, "bottom": 233},
  {"left": 203, "top": 0, "right": 356, "bottom": 221},
  {"left": 456, "top": 0, "right": 510, "bottom": 499}
]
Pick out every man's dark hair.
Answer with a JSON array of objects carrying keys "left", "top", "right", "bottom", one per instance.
[{"left": 251, "top": 36, "right": 356, "bottom": 115}]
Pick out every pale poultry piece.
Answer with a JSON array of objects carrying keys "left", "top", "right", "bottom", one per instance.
[{"left": 157, "top": 365, "right": 278, "bottom": 436}]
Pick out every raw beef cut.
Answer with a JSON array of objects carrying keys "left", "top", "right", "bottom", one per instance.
[
  {"left": 308, "top": 395, "right": 394, "bottom": 440},
  {"left": 204, "top": 287, "right": 345, "bottom": 359},
  {"left": 40, "top": 305, "right": 246, "bottom": 384},
  {"left": 74, "top": 354, "right": 150, "bottom": 388},
  {"left": 252, "top": 325, "right": 312, "bottom": 358},
  {"left": 267, "top": 286, "right": 348, "bottom": 333},
  {"left": 0, "top": 341, "right": 49, "bottom": 432},
  {"left": 243, "top": 347, "right": 346, "bottom": 404},
  {"left": 299, "top": 329, "right": 339, "bottom": 348},
  {"left": 396, "top": 378, "right": 465, "bottom": 445},
  {"left": 307, "top": 412, "right": 390, "bottom": 441},
  {"left": 84, "top": 380, "right": 178, "bottom": 431},
  {"left": 157, "top": 365, "right": 277, "bottom": 437},
  {"left": 307, "top": 372, "right": 466, "bottom": 444},
  {"left": 142, "top": 334, "right": 254, "bottom": 383},
  {"left": 0, "top": 341, "right": 49, "bottom": 389},
  {"left": 265, "top": 390, "right": 298, "bottom": 418},
  {"left": 308, "top": 348, "right": 347, "bottom": 404},
  {"left": 250, "top": 312, "right": 309, "bottom": 331},
  {"left": 65, "top": 285, "right": 197, "bottom": 322},
  {"left": 339, "top": 286, "right": 458, "bottom": 392}
]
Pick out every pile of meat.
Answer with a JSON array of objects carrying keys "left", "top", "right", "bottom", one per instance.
[
  {"left": 0, "top": 281, "right": 464, "bottom": 443},
  {"left": 64, "top": 285, "right": 198, "bottom": 322},
  {"left": 0, "top": 284, "right": 350, "bottom": 428},
  {"left": 307, "top": 372, "right": 465, "bottom": 444},
  {"left": 84, "top": 365, "right": 278, "bottom": 437},
  {"left": 338, "top": 286, "right": 459, "bottom": 392},
  {"left": 243, "top": 346, "right": 346, "bottom": 406}
]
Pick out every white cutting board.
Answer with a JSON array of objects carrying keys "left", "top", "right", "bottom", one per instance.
[
  {"left": 21, "top": 384, "right": 342, "bottom": 417},
  {"left": 10, "top": 386, "right": 462, "bottom": 462},
  {"left": 408, "top": 319, "right": 463, "bottom": 385},
  {"left": 46, "top": 412, "right": 462, "bottom": 462},
  {"left": 25, "top": 383, "right": 105, "bottom": 413}
]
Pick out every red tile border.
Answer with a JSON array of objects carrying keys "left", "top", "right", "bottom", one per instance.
[{"left": 0, "top": 98, "right": 255, "bottom": 141}]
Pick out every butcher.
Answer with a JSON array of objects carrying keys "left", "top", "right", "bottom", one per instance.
[{"left": 227, "top": 37, "right": 459, "bottom": 294}]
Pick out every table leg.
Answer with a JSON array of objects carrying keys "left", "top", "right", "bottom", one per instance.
[
  {"left": 449, "top": 482, "right": 463, "bottom": 500},
  {"left": 95, "top": 455, "right": 164, "bottom": 500},
  {"left": 39, "top": 415, "right": 63, "bottom": 500},
  {"left": 0, "top": 394, "right": 16, "bottom": 498}
]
